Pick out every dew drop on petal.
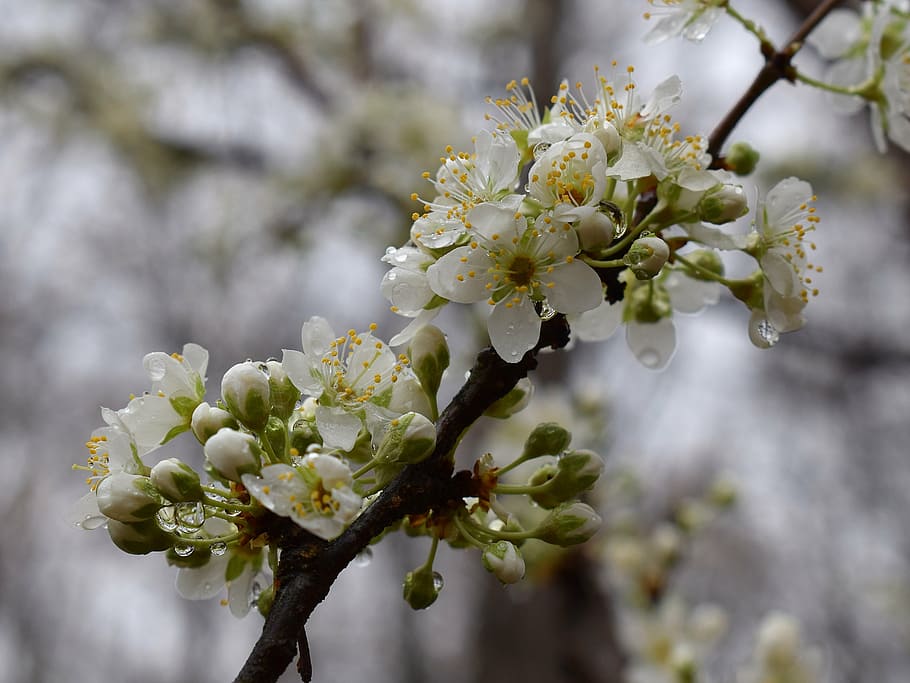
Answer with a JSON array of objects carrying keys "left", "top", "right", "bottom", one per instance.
[
  {"left": 538, "top": 302, "right": 557, "bottom": 320},
  {"left": 157, "top": 507, "right": 178, "bottom": 531},
  {"left": 757, "top": 319, "right": 779, "bottom": 346},
  {"left": 174, "top": 543, "right": 194, "bottom": 557},
  {"left": 81, "top": 515, "right": 108, "bottom": 531},
  {"left": 432, "top": 571, "right": 444, "bottom": 592},
  {"left": 353, "top": 547, "right": 373, "bottom": 567},
  {"left": 210, "top": 542, "right": 227, "bottom": 556},
  {"left": 385, "top": 246, "right": 396, "bottom": 256},
  {"left": 638, "top": 349, "right": 661, "bottom": 369}
]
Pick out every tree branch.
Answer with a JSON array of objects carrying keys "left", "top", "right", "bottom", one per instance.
[
  {"left": 707, "top": 0, "right": 841, "bottom": 164},
  {"left": 234, "top": 316, "right": 571, "bottom": 683}
]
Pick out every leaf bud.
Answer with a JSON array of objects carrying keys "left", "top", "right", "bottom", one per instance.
[
  {"left": 221, "top": 362, "right": 271, "bottom": 430},
  {"left": 528, "top": 449, "right": 604, "bottom": 508},
  {"left": 150, "top": 457, "right": 203, "bottom": 502}
]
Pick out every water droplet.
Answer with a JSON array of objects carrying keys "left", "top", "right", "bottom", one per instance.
[
  {"left": 394, "top": 253, "right": 408, "bottom": 264},
  {"left": 432, "top": 571, "right": 444, "bottom": 592},
  {"left": 385, "top": 246, "right": 396, "bottom": 256},
  {"left": 538, "top": 302, "right": 557, "bottom": 320},
  {"left": 156, "top": 507, "right": 178, "bottom": 531},
  {"left": 387, "top": 271, "right": 398, "bottom": 282},
  {"left": 248, "top": 580, "right": 264, "bottom": 607},
  {"left": 353, "top": 547, "right": 373, "bottom": 567},
  {"left": 80, "top": 515, "right": 108, "bottom": 531},
  {"left": 639, "top": 349, "right": 661, "bottom": 368},
  {"left": 532, "top": 142, "right": 551, "bottom": 160},
  {"left": 174, "top": 543, "right": 194, "bottom": 557},
  {"left": 757, "top": 319, "right": 779, "bottom": 346},
  {"left": 175, "top": 502, "right": 205, "bottom": 531},
  {"left": 210, "top": 542, "right": 227, "bottom": 556}
]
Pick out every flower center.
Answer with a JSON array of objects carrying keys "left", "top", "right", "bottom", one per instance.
[
  {"left": 310, "top": 482, "right": 340, "bottom": 516},
  {"left": 507, "top": 255, "right": 537, "bottom": 288}
]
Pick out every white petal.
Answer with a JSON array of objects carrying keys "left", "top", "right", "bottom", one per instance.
[
  {"left": 684, "top": 223, "right": 748, "bottom": 250},
  {"left": 626, "top": 319, "right": 677, "bottom": 370},
  {"left": 182, "top": 343, "right": 209, "bottom": 380},
  {"left": 176, "top": 555, "right": 228, "bottom": 600},
  {"left": 764, "top": 177, "right": 813, "bottom": 229},
  {"left": 488, "top": 295, "right": 540, "bottom": 363},
  {"left": 640, "top": 75, "right": 682, "bottom": 119},
  {"left": 542, "top": 261, "right": 603, "bottom": 314},
  {"left": 467, "top": 202, "right": 524, "bottom": 243},
  {"left": 117, "top": 395, "right": 181, "bottom": 448},
  {"left": 69, "top": 491, "right": 106, "bottom": 530},
  {"left": 301, "top": 317, "right": 336, "bottom": 359},
  {"left": 807, "top": 9, "right": 862, "bottom": 59},
  {"left": 665, "top": 271, "right": 719, "bottom": 314},
  {"left": 315, "top": 406, "right": 362, "bottom": 451},
  {"left": 227, "top": 563, "right": 255, "bottom": 618},
  {"left": 427, "top": 247, "right": 492, "bottom": 303},
  {"left": 571, "top": 299, "right": 622, "bottom": 342},
  {"left": 281, "top": 349, "right": 324, "bottom": 397},
  {"left": 761, "top": 251, "right": 800, "bottom": 297},
  {"left": 389, "top": 308, "right": 442, "bottom": 346}
]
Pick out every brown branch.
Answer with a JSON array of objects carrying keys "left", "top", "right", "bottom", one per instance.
[
  {"left": 234, "top": 316, "right": 571, "bottom": 683},
  {"left": 707, "top": 0, "right": 842, "bottom": 164}
]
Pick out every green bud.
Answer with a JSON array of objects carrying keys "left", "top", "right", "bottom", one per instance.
[
  {"left": 402, "top": 566, "right": 441, "bottom": 610},
  {"left": 266, "top": 360, "right": 299, "bottom": 420},
  {"left": 625, "top": 236, "right": 669, "bottom": 280},
  {"left": 725, "top": 141, "right": 760, "bottom": 176},
  {"left": 522, "top": 422, "right": 571, "bottom": 461},
  {"left": 481, "top": 541, "right": 525, "bottom": 584},
  {"left": 528, "top": 450, "right": 604, "bottom": 509},
  {"left": 535, "top": 502, "right": 602, "bottom": 547},
  {"left": 408, "top": 325, "right": 449, "bottom": 407},
  {"left": 221, "top": 362, "right": 271, "bottom": 430},
  {"left": 728, "top": 271, "right": 764, "bottom": 311},
  {"left": 107, "top": 518, "right": 172, "bottom": 555},
  {"left": 256, "top": 583, "right": 275, "bottom": 616},
  {"left": 263, "top": 416, "right": 290, "bottom": 462},
  {"left": 191, "top": 402, "right": 238, "bottom": 444},
  {"left": 204, "top": 428, "right": 262, "bottom": 482},
  {"left": 699, "top": 185, "right": 749, "bottom": 224},
  {"left": 484, "top": 377, "right": 533, "bottom": 419},
  {"left": 374, "top": 412, "right": 436, "bottom": 465},
  {"left": 708, "top": 478, "right": 737, "bottom": 507},
  {"left": 150, "top": 457, "right": 203, "bottom": 503},
  {"left": 96, "top": 473, "right": 165, "bottom": 523},
  {"left": 681, "top": 249, "right": 724, "bottom": 281}
]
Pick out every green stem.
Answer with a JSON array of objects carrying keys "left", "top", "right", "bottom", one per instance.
[
  {"left": 794, "top": 69, "right": 877, "bottom": 99},
  {"left": 456, "top": 512, "right": 536, "bottom": 543},
  {"left": 494, "top": 479, "right": 554, "bottom": 496},
  {"left": 598, "top": 203, "right": 664, "bottom": 258},
  {"left": 203, "top": 494, "right": 257, "bottom": 513},
  {"left": 724, "top": 3, "right": 771, "bottom": 45},
  {"left": 581, "top": 255, "right": 626, "bottom": 269},
  {"left": 452, "top": 513, "right": 494, "bottom": 549},
  {"left": 352, "top": 460, "right": 379, "bottom": 480},
  {"left": 201, "top": 484, "right": 233, "bottom": 497},
  {"left": 672, "top": 253, "right": 735, "bottom": 286},
  {"left": 175, "top": 532, "right": 241, "bottom": 548},
  {"left": 418, "top": 535, "right": 440, "bottom": 571}
]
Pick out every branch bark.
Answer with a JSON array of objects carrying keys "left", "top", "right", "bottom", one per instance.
[{"left": 235, "top": 316, "right": 571, "bottom": 683}]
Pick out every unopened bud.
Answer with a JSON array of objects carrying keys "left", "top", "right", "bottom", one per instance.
[
  {"left": 575, "top": 210, "right": 616, "bottom": 251},
  {"left": 522, "top": 422, "right": 571, "bottom": 460},
  {"left": 528, "top": 449, "right": 604, "bottom": 508},
  {"left": 107, "top": 518, "right": 172, "bottom": 555},
  {"left": 221, "top": 362, "right": 270, "bottom": 430},
  {"left": 625, "top": 236, "right": 669, "bottom": 280},
  {"left": 408, "top": 325, "right": 450, "bottom": 405},
  {"left": 699, "top": 184, "right": 749, "bottom": 224},
  {"left": 725, "top": 141, "right": 760, "bottom": 176},
  {"left": 402, "top": 565, "right": 441, "bottom": 610},
  {"left": 535, "top": 501, "right": 602, "bottom": 547},
  {"left": 374, "top": 412, "right": 436, "bottom": 465},
  {"left": 191, "top": 402, "right": 238, "bottom": 444},
  {"left": 150, "top": 457, "right": 203, "bottom": 502},
  {"left": 96, "top": 473, "right": 165, "bottom": 523},
  {"left": 484, "top": 377, "right": 533, "bottom": 419},
  {"left": 204, "top": 428, "right": 261, "bottom": 482},
  {"left": 481, "top": 541, "right": 526, "bottom": 584},
  {"left": 591, "top": 121, "right": 621, "bottom": 161},
  {"left": 266, "top": 360, "right": 298, "bottom": 420}
]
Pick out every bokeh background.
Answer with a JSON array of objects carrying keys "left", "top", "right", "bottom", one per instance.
[{"left": 2, "top": 1, "right": 909, "bottom": 681}]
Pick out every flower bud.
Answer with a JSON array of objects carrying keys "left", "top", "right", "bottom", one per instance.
[
  {"left": 107, "top": 518, "right": 173, "bottom": 555},
  {"left": 625, "top": 236, "right": 669, "bottom": 280},
  {"left": 484, "top": 377, "right": 533, "bottom": 419},
  {"left": 221, "top": 362, "right": 270, "bottom": 430},
  {"left": 408, "top": 325, "right": 450, "bottom": 406},
  {"left": 263, "top": 415, "right": 290, "bottom": 462},
  {"left": 402, "top": 565, "right": 442, "bottom": 610},
  {"left": 757, "top": 613, "right": 801, "bottom": 666},
  {"left": 627, "top": 280, "right": 672, "bottom": 323},
  {"left": 96, "top": 472, "right": 165, "bottom": 523},
  {"left": 575, "top": 210, "right": 616, "bottom": 251},
  {"left": 191, "top": 402, "right": 238, "bottom": 444},
  {"left": 266, "top": 360, "right": 299, "bottom": 420},
  {"left": 481, "top": 541, "right": 525, "bottom": 584},
  {"left": 204, "top": 428, "right": 261, "bottom": 482},
  {"left": 522, "top": 422, "right": 571, "bottom": 460},
  {"left": 528, "top": 449, "right": 604, "bottom": 508},
  {"left": 535, "top": 501, "right": 602, "bottom": 547},
  {"left": 699, "top": 184, "right": 748, "bottom": 224},
  {"left": 680, "top": 249, "right": 724, "bottom": 281},
  {"left": 374, "top": 412, "right": 436, "bottom": 465},
  {"left": 150, "top": 457, "right": 203, "bottom": 502},
  {"left": 591, "top": 121, "right": 621, "bottom": 161},
  {"left": 725, "top": 141, "right": 760, "bottom": 176}
]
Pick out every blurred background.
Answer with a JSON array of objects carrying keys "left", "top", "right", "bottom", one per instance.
[{"left": 2, "top": 0, "right": 909, "bottom": 681}]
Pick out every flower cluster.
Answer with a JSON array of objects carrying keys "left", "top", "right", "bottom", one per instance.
[
  {"left": 72, "top": 319, "right": 446, "bottom": 613},
  {"left": 383, "top": 65, "right": 822, "bottom": 368}
]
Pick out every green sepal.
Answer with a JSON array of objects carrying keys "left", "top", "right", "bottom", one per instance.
[{"left": 171, "top": 395, "right": 200, "bottom": 419}]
